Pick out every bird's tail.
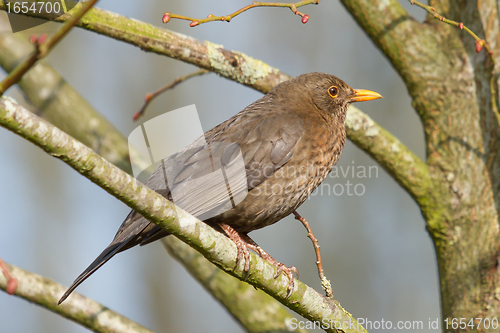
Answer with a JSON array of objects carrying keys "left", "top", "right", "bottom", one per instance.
[{"left": 58, "top": 236, "right": 134, "bottom": 305}]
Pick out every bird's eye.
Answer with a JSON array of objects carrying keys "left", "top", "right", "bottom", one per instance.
[{"left": 328, "top": 86, "right": 339, "bottom": 98}]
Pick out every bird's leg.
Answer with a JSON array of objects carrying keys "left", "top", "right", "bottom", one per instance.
[
  {"left": 293, "top": 210, "right": 333, "bottom": 298},
  {"left": 0, "top": 257, "right": 18, "bottom": 295},
  {"left": 219, "top": 223, "right": 251, "bottom": 279},
  {"left": 219, "top": 223, "right": 297, "bottom": 297},
  {"left": 239, "top": 233, "right": 298, "bottom": 298}
]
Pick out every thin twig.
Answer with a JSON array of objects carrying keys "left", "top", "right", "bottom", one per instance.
[
  {"left": 0, "top": 0, "right": 100, "bottom": 95},
  {"left": 409, "top": 0, "right": 493, "bottom": 55},
  {"left": 293, "top": 210, "right": 333, "bottom": 298},
  {"left": 0, "top": 257, "right": 17, "bottom": 295},
  {"left": 162, "top": 0, "right": 320, "bottom": 27},
  {"left": 133, "top": 69, "right": 209, "bottom": 121}
]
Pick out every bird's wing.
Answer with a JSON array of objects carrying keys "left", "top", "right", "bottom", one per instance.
[
  {"left": 129, "top": 112, "right": 304, "bottom": 244},
  {"left": 236, "top": 112, "right": 304, "bottom": 190},
  {"left": 118, "top": 111, "right": 304, "bottom": 241}
]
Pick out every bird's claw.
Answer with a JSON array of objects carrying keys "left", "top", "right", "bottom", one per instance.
[
  {"left": 274, "top": 264, "right": 299, "bottom": 279},
  {"left": 219, "top": 223, "right": 251, "bottom": 280},
  {"left": 234, "top": 240, "right": 251, "bottom": 281},
  {"left": 219, "top": 223, "right": 298, "bottom": 297},
  {"left": 273, "top": 263, "right": 298, "bottom": 298}
]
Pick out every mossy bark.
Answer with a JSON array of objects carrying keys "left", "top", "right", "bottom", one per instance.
[{"left": 342, "top": 0, "right": 500, "bottom": 330}]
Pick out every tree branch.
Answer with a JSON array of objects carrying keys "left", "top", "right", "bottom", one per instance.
[
  {"left": 408, "top": 0, "right": 492, "bottom": 55},
  {"left": 0, "top": 0, "right": 99, "bottom": 95},
  {"left": 346, "top": 106, "right": 434, "bottom": 208},
  {"left": 162, "top": 0, "right": 319, "bottom": 27},
  {"left": 133, "top": 69, "right": 210, "bottom": 121},
  {"left": 162, "top": 238, "right": 308, "bottom": 333},
  {"left": 0, "top": 0, "right": 289, "bottom": 94},
  {"left": 0, "top": 96, "right": 367, "bottom": 333},
  {"left": 0, "top": 31, "right": 145, "bottom": 174},
  {"left": 339, "top": 0, "right": 416, "bottom": 62},
  {"left": 293, "top": 211, "right": 333, "bottom": 298},
  {"left": 0, "top": 261, "right": 154, "bottom": 333},
  {"left": 339, "top": 0, "right": 455, "bottom": 117}
]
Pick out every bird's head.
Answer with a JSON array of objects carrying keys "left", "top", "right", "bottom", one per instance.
[{"left": 280, "top": 73, "right": 382, "bottom": 123}]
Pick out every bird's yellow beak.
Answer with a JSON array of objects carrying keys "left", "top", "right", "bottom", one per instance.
[{"left": 349, "top": 89, "right": 383, "bottom": 103}]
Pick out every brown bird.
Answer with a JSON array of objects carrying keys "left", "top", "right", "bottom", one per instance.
[{"left": 58, "top": 73, "right": 381, "bottom": 304}]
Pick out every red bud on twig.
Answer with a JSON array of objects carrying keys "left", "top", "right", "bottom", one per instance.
[
  {"left": 190, "top": 21, "right": 199, "bottom": 27},
  {"left": 133, "top": 112, "right": 140, "bottom": 121},
  {"left": 162, "top": 13, "right": 171, "bottom": 23},
  {"left": 458, "top": 22, "right": 463, "bottom": 29},
  {"left": 302, "top": 14, "right": 309, "bottom": 24},
  {"left": 476, "top": 40, "right": 483, "bottom": 53},
  {"left": 37, "top": 34, "right": 47, "bottom": 44}
]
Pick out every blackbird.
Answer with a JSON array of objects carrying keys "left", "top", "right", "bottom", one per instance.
[{"left": 58, "top": 72, "right": 381, "bottom": 304}]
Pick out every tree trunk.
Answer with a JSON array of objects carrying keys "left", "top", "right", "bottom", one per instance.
[{"left": 342, "top": 0, "right": 500, "bottom": 330}]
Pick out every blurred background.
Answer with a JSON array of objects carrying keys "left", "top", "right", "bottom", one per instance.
[{"left": 0, "top": 0, "right": 439, "bottom": 332}]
